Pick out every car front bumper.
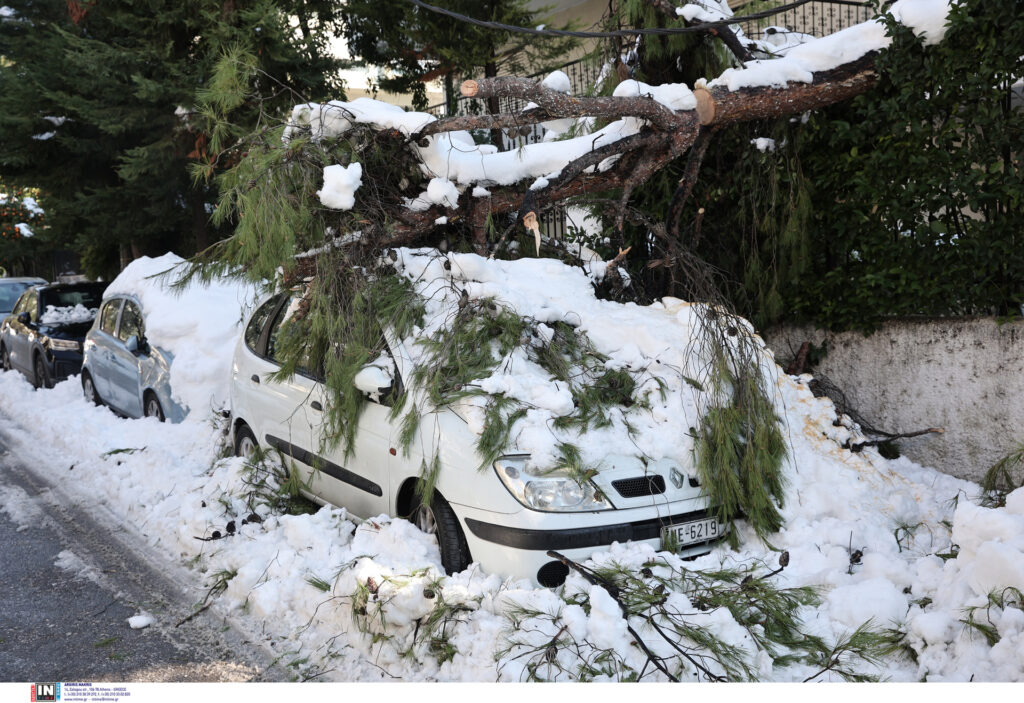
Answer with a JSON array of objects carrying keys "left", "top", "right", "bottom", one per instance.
[
  {"left": 453, "top": 501, "right": 723, "bottom": 586},
  {"left": 48, "top": 348, "right": 84, "bottom": 381}
]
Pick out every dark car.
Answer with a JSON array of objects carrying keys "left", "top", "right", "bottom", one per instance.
[
  {"left": 0, "top": 277, "right": 47, "bottom": 315},
  {"left": 0, "top": 282, "right": 107, "bottom": 388}
]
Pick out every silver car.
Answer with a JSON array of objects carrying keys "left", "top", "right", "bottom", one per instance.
[
  {"left": 81, "top": 294, "right": 186, "bottom": 422},
  {"left": 0, "top": 277, "right": 47, "bottom": 315}
]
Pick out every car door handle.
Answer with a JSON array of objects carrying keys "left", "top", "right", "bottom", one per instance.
[
  {"left": 310, "top": 401, "right": 322, "bottom": 412},
  {"left": 250, "top": 374, "right": 260, "bottom": 384}
]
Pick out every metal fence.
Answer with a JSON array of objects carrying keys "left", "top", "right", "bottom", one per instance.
[
  {"left": 426, "top": 55, "right": 603, "bottom": 123},
  {"left": 741, "top": 0, "right": 875, "bottom": 40}
]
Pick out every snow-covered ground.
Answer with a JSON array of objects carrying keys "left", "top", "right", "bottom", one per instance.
[
  {"left": 3, "top": 0, "right": 1019, "bottom": 684},
  {"left": 0, "top": 260, "right": 1021, "bottom": 682}
]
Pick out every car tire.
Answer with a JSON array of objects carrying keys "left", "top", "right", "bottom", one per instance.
[
  {"left": 143, "top": 392, "right": 165, "bottom": 422},
  {"left": 410, "top": 489, "right": 471, "bottom": 576},
  {"left": 234, "top": 423, "right": 258, "bottom": 459},
  {"left": 33, "top": 354, "right": 51, "bottom": 389},
  {"left": 1, "top": 344, "right": 10, "bottom": 372},
  {"left": 81, "top": 371, "right": 103, "bottom": 406}
]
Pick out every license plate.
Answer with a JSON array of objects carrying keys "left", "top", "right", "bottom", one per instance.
[{"left": 661, "top": 518, "right": 724, "bottom": 550}]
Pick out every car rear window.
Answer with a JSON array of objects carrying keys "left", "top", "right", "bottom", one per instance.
[
  {"left": 41, "top": 287, "right": 103, "bottom": 310},
  {"left": 0, "top": 282, "right": 32, "bottom": 313}
]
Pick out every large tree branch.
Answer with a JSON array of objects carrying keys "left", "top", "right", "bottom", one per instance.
[
  {"left": 693, "top": 53, "right": 879, "bottom": 126},
  {"left": 461, "top": 77, "right": 689, "bottom": 130},
  {"left": 417, "top": 54, "right": 878, "bottom": 144},
  {"left": 357, "top": 49, "right": 887, "bottom": 257}
]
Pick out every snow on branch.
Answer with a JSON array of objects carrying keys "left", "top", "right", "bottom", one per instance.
[{"left": 277, "top": 0, "right": 952, "bottom": 255}]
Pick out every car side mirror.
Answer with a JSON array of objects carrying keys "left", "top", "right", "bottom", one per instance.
[
  {"left": 125, "top": 334, "right": 149, "bottom": 355},
  {"left": 17, "top": 312, "right": 30, "bottom": 325},
  {"left": 353, "top": 363, "right": 393, "bottom": 399}
]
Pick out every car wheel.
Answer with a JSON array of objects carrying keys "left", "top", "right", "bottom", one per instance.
[
  {"left": 0, "top": 344, "right": 10, "bottom": 372},
  {"left": 82, "top": 371, "right": 103, "bottom": 406},
  {"left": 234, "top": 423, "right": 258, "bottom": 459},
  {"left": 411, "top": 489, "right": 471, "bottom": 576},
  {"left": 143, "top": 393, "right": 165, "bottom": 422},
  {"left": 33, "top": 354, "right": 51, "bottom": 389}
]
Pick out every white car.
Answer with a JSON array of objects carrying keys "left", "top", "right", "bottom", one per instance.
[{"left": 230, "top": 295, "right": 722, "bottom": 586}]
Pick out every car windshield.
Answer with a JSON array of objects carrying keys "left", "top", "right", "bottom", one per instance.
[
  {"left": 0, "top": 282, "right": 35, "bottom": 314},
  {"left": 39, "top": 286, "right": 104, "bottom": 311}
]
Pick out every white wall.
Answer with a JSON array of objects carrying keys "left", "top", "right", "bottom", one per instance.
[{"left": 764, "top": 318, "right": 1024, "bottom": 483}]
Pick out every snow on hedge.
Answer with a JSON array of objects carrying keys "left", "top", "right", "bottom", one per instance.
[
  {"left": 1, "top": 250, "right": 1021, "bottom": 681},
  {"left": 103, "top": 253, "right": 257, "bottom": 414}
]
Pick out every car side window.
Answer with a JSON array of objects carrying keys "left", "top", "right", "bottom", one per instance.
[
  {"left": 12, "top": 293, "right": 29, "bottom": 316},
  {"left": 100, "top": 299, "right": 121, "bottom": 335},
  {"left": 24, "top": 291, "right": 38, "bottom": 322},
  {"left": 245, "top": 297, "right": 280, "bottom": 355},
  {"left": 118, "top": 301, "right": 143, "bottom": 342},
  {"left": 266, "top": 303, "right": 289, "bottom": 362}
]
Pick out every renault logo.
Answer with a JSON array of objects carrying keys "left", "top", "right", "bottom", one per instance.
[{"left": 669, "top": 467, "right": 684, "bottom": 489}]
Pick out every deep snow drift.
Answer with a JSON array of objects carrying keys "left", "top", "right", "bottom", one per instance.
[
  {"left": 102, "top": 253, "right": 258, "bottom": 414},
  {"left": 1, "top": 248, "right": 1021, "bottom": 682}
]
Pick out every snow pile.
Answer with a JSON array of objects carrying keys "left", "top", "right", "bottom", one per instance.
[
  {"left": 394, "top": 249, "right": 714, "bottom": 471},
  {"left": 127, "top": 611, "right": 156, "bottom": 629},
  {"left": 0, "top": 483, "right": 43, "bottom": 531},
  {"left": 895, "top": 488, "right": 1024, "bottom": 680},
  {"left": 40, "top": 304, "right": 96, "bottom": 325},
  {"left": 318, "top": 162, "right": 362, "bottom": 210},
  {"left": 710, "top": 0, "right": 951, "bottom": 91},
  {"left": 103, "top": 253, "right": 257, "bottom": 414},
  {"left": 6, "top": 248, "right": 1021, "bottom": 681},
  {"left": 407, "top": 177, "right": 461, "bottom": 211},
  {"left": 20, "top": 195, "right": 43, "bottom": 216}
]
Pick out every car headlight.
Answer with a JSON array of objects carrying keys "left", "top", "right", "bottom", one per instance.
[
  {"left": 494, "top": 455, "right": 613, "bottom": 512},
  {"left": 49, "top": 338, "right": 80, "bottom": 351}
]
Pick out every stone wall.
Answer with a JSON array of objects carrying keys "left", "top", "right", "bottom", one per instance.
[{"left": 763, "top": 317, "right": 1024, "bottom": 483}]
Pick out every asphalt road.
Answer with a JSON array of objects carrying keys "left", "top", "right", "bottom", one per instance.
[{"left": 0, "top": 426, "right": 281, "bottom": 682}]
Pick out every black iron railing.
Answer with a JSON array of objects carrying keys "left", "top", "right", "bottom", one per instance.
[{"left": 740, "top": 0, "right": 874, "bottom": 40}]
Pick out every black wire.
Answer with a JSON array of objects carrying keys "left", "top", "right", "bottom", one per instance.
[{"left": 404, "top": 0, "right": 850, "bottom": 38}]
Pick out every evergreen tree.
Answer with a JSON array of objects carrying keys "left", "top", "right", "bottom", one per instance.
[
  {"left": 0, "top": 0, "right": 344, "bottom": 279},
  {"left": 0, "top": 179, "right": 48, "bottom": 276}
]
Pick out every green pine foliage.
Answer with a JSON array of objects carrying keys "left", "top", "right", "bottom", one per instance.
[
  {"left": 0, "top": 180, "right": 49, "bottom": 275},
  {"left": 500, "top": 553, "right": 891, "bottom": 681},
  {"left": 694, "top": 342, "right": 787, "bottom": 541},
  {"left": 623, "top": 0, "right": 1024, "bottom": 331},
  {"left": 980, "top": 440, "right": 1024, "bottom": 508},
  {"left": 0, "top": 0, "right": 345, "bottom": 278}
]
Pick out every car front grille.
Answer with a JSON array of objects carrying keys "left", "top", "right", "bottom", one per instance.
[{"left": 611, "top": 475, "right": 666, "bottom": 498}]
